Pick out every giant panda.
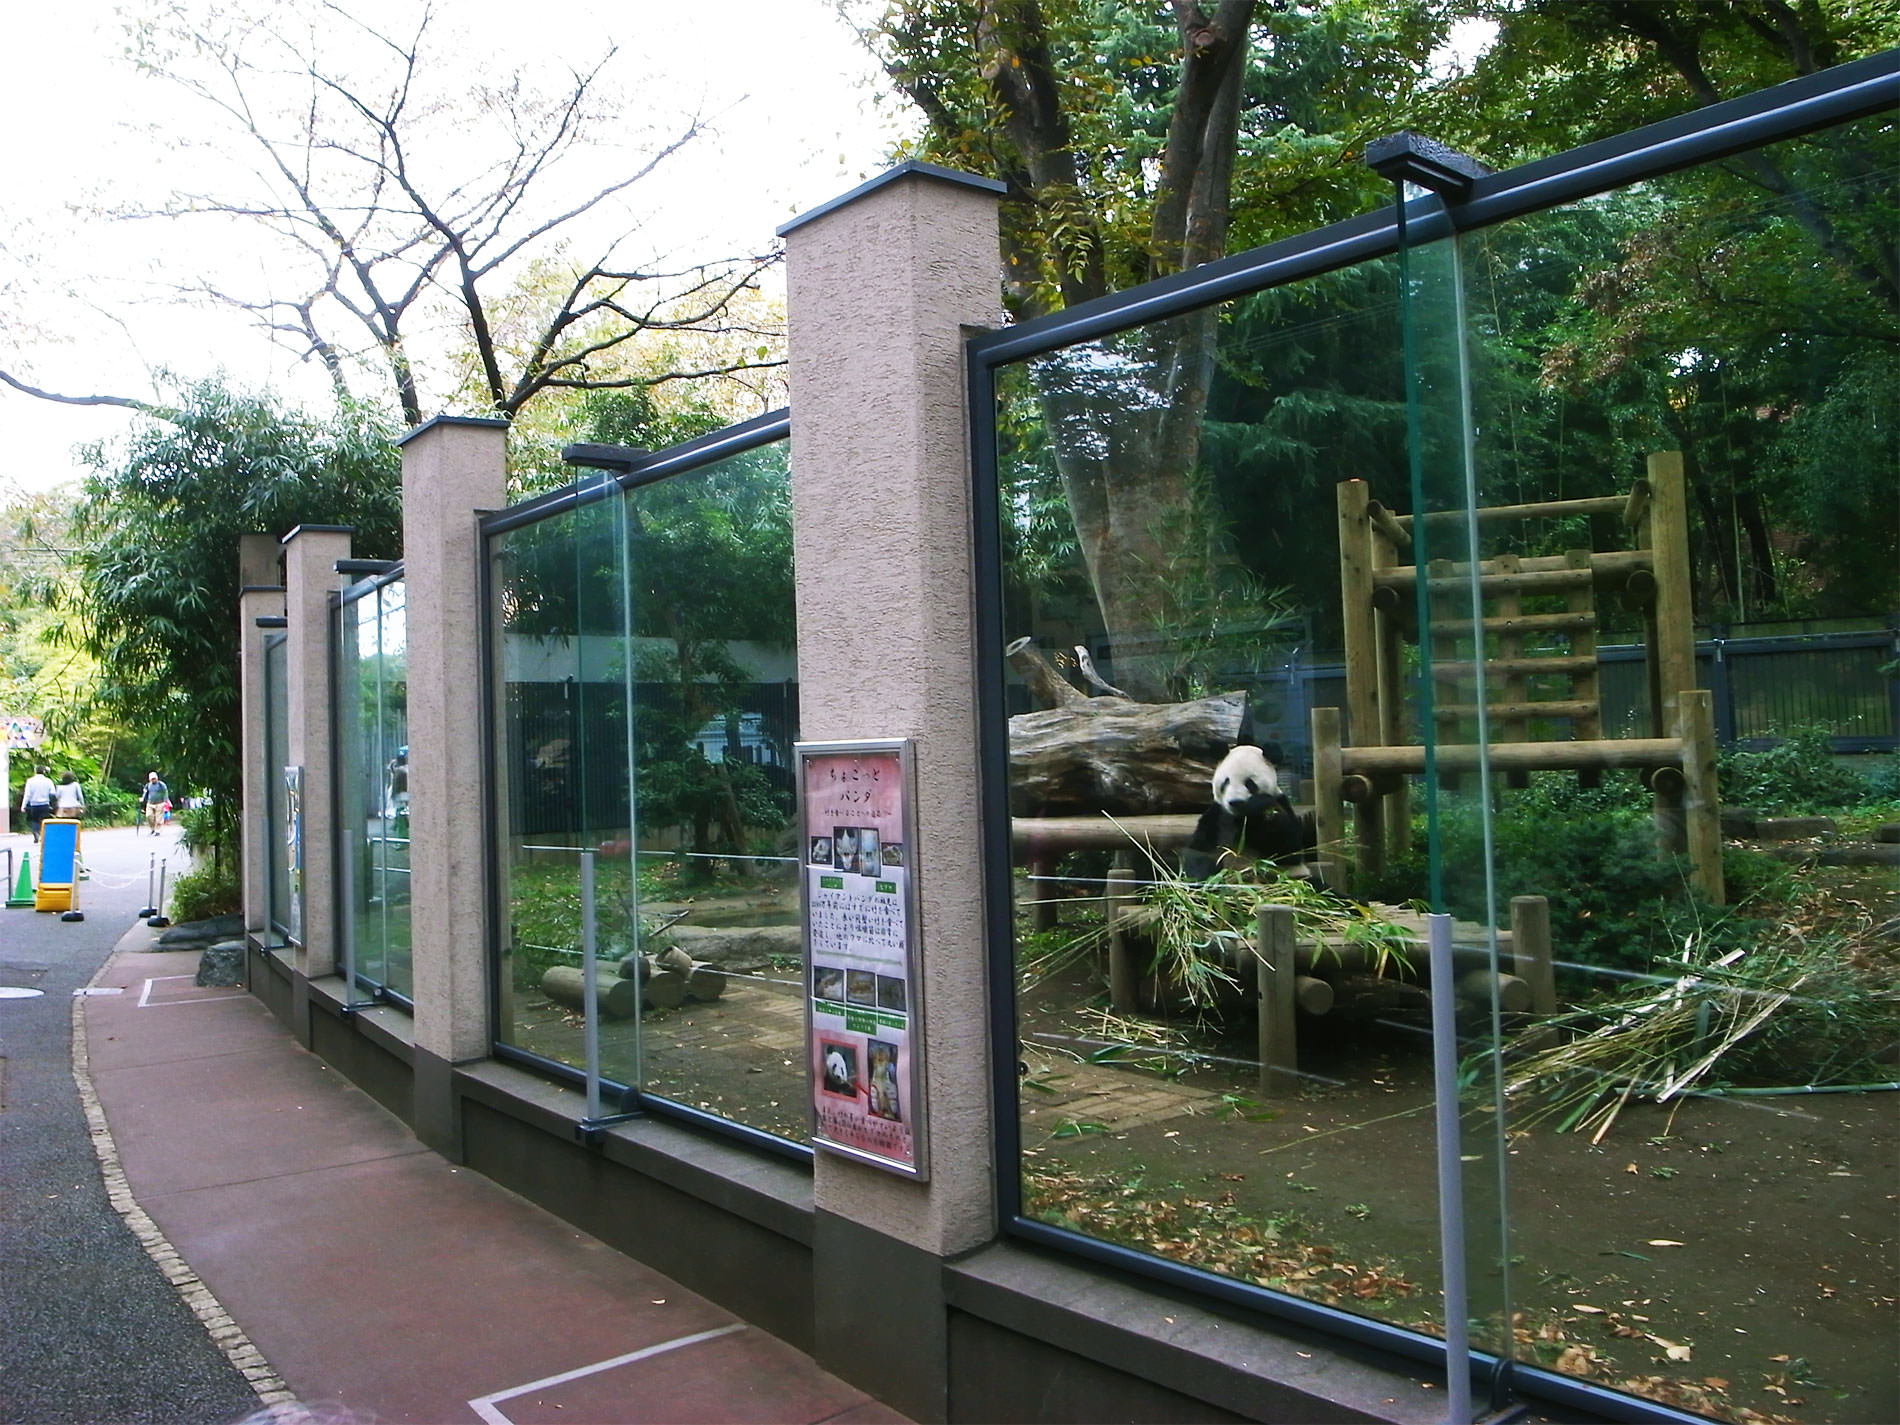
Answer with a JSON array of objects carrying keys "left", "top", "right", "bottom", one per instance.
[{"left": 1181, "top": 744, "right": 1317, "bottom": 879}]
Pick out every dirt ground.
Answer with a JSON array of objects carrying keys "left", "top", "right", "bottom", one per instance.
[
  {"left": 509, "top": 861, "right": 1896, "bottom": 1425},
  {"left": 1014, "top": 858, "right": 1899, "bottom": 1425},
  {"left": 1020, "top": 1015, "right": 1895, "bottom": 1425}
]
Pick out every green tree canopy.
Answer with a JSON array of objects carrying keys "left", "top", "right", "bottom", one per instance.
[{"left": 63, "top": 378, "right": 402, "bottom": 834}]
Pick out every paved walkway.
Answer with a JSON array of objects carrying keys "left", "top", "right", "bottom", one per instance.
[{"left": 73, "top": 918, "right": 903, "bottom": 1424}]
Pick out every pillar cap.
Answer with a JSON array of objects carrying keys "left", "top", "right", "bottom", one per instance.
[
  {"left": 396, "top": 413, "right": 510, "bottom": 448},
  {"left": 778, "top": 160, "right": 1006, "bottom": 238},
  {"left": 280, "top": 524, "right": 354, "bottom": 545}
]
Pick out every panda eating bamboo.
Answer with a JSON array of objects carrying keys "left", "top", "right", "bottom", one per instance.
[{"left": 1181, "top": 744, "right": 1317, "bottom": 880}]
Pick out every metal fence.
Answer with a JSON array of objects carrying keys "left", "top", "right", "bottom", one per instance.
[{"left": 1222, "top": 621, "right": 1898, "bottom": 776}]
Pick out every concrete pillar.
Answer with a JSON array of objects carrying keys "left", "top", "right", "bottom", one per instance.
[
  {"left": 397, "top": 415, "right": 508, "bottom": 1156},
  {"left": 281, "top": 525, "right": 353, "bottom": 1041},
  {"left": 237, "top": 536, "right": 282, "bottom": 939},
  {"left": 781, "top": 160, "right": 1003, "bottom": 1422}
]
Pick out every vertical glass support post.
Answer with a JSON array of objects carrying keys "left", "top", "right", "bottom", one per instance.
[
  {"left": 1428, "top": 911, "right": 1470, "bottom": 1424},
  {"left": 341, "top": 827, "right": 357, "bottom": 996},
  {"left": 580, "top": 847, "right": 600, "bottom": 1124}
]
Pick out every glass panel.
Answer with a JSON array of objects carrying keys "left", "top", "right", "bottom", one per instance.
[
  {"left": 623, "top": 439, "right": 804, "bottom": 1140},
  {"left": 335, "top": 592, "right": 375, "bottom": 985},
  {"left": 491, "top": 476, "right": 639, "bottom": 1093},
  {"left": 999, "top": 260, "right": 1471, "bottom": 1341},
  {"left": 338, "top": 581, "right": 412, "bottom": 1001},
  {"left": 1448, "top": 113, "right": 1898, "bottom": 1424},
  {"left": 1395, "top": 185, "right": 1515, "bottom": 1414},
  {"left": 372, "top": 583, "right": 411, "bottom": 998}
]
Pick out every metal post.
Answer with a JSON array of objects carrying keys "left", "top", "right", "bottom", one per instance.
[
  {"left": 1429, "top": 911, "right": 1471, "bottom": 1424},
  {"left": 581, "top": 849, "right": 600, "bottom": 1125},
  {"left": 341, "top": 829, "right": 358, "bottom": 1002}
]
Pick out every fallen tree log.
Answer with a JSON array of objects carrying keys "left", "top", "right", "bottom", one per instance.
[
  {"left": 541, "top": 965, "right": 641, "bottom": 1020},
  {"left": 1009, "top": 690, "right": 1247, "bottom": 815}
]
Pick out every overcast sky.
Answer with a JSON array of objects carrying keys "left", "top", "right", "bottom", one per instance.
[{"left": 0, "top": 0, "right": 907, "bottom": 495}]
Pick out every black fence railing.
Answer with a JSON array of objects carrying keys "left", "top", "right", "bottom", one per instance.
[{"left": 1166, "top": 622, "right": 1898, "bottom": 779}]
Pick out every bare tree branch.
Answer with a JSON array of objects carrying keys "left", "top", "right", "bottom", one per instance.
[
  {"left": 0, "top": 369, "right": 158, "bottom": 412},
  {"left": 119, "top": 2, "right": 773, "bottom": 424}
]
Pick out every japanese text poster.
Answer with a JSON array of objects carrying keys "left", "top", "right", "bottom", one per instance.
[{"left": 798, "top": 740, "right": 926, "bottom": 1178}]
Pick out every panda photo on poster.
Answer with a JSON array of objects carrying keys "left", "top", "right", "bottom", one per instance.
[{"left": 797, "top": 740, "right": 926, "bottom": 1178}]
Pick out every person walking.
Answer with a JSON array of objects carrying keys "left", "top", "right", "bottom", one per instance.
[
  {"left": 52, "top": 771, "right": 85, "bottom": 822},
  {"left": 20, "top": 764, "right": 55, "bottom": 842},
  {"left": 139, "top": 771, "right": 171, "bottom": 835}
]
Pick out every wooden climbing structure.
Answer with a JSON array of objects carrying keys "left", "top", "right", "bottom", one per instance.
[{"left": 1316, "top": 451, "right": 1724, "bottom": 904}]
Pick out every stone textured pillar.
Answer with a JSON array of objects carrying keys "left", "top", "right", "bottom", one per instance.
[
  {"left": 280, "top": 525, "right": 352, "bottom": 1036},
  {"left": 237, "top": 535, "right": 282, "bottom": 938},
  {"left": 238, "top": 541, "right": 286, "bottom": 939},
  {"left": 398, "top": 416, "right": 508, "bottom": 1153},
  {"left": 781, "top": 161, "right": 1003, "bottom": 1421}
]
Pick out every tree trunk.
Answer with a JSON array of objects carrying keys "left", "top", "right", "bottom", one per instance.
[{"left": 1009, "top": 690, "right": 1245, "bottom": 815}]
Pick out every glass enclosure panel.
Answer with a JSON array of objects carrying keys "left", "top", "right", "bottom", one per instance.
[
  {"left": 1441, "top": 113, "right": 1898, "bottom": 1425},
  {"left": 998, "top": 260, "right": 1468, "bottom": 1342},
  {"left": 263, "top": 631, "right": 292, "bottom": 944},
  {"left": 336, "top": 580, "right": 411, "bottom": 1001},
  {"left": 1394, "top": 188, "right": 1515, "bottom": 1412},
  {"left": 491, "top": 478, "right": 638, "bottom": 1086},
  {"left": 622, "top": 439, "right": 803, "bottom": 1140},
  {"left": 489, "top": 439, "right": 804, "bottom": 1144}
]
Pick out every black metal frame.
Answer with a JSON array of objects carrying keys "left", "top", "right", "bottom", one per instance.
[
  {"left": 966, "top": 50, "right": 1897, "bottom": 1425},
  {"left": 477, "top": 409, "right": 812, "bottom": 1165}
]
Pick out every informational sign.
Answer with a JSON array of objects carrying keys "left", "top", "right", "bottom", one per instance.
[
  {"left": 4, "top": 713, "right": 45, "bottom": 750},
  {"left": 797, "top": 739, "right": 927, "bottom": 1179},
  {"left": 283, "top": 765, "right": 304, "bottom": 943},
  {"left": 35, "top": 818, "right": 79, "bottom": 913}
]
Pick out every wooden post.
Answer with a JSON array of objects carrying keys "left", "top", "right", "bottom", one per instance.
[
  {"left": 1509, "top": 895, "right": 1556, "bottom": 1015},
  {"left": 1257, "top": 904, "right": 1299, "bottom": 1096},
  {"left": 1105, "top": 866, "right": 1139, "bottom": 1012},
  {"left": 1679, "top": 689, "right": 1725, "bottom": 905},
  {"left": 1338, "top": 481, "right": 1380, "bottom": 750},
  {"left": 1311, "top": 707, "right": 1346, "bottom": 892},
  {"left": 1029, "top": 852, "right": 1060, "bottom": 931},
  {"left": 1647, "top": 451, "right": 1697, "bottom": 735}
]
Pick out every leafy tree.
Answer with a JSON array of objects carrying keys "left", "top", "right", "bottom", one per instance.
[
  {"left": 865, "top": 0, "right": 1450, "bottom": 694},
  {"left": 597, "top": 391, "right": 798, "bottom": 866},
  {"left": 61, "top": 378, "right": 402, "bottom": 845}
]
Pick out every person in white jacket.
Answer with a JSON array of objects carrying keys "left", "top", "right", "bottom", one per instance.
[{"left": 19, "top": 765, "right": 54, "bottom": 842}]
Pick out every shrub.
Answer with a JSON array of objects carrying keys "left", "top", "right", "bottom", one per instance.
[
  {"left": 167, "top": 859, "right": 241, "bottom": 923},
  {"left": 1361, "top": 772, "right": 1708, "bottom": 977},
  {"left": 1718, "top": 725, "right": 1869, "bottom": 813}
]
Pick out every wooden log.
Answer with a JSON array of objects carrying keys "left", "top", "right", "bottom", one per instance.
[
  {"left": 1510, "top": 895, "right": 1557, "bottom": 1015},
  {"left": 685, "top": 962, "right": 727, "bottom": 1001},
  {"left": 655, "top": 946, "right": 694, "bottom": 976},
  {"left": 1375, "top": 549, "right": 1652, "bottom": 591},
  {"left": 1106, "top": 867, "right": 1140, "bottom": 1013},
  {"left": 1006, "top": 636, "right": 1090, "bottom": 709},
  {"left": 1342, "top": 737, "right": 1683, "bottom": 775},
  {"left": 642, "top": 969, "right": 689, "bottom": 1011},
  {"left": 1400, "top": 495, "right": 1627, "bottom": 528},
  {"left": 1456, "top": 969, "right": 1532, "bottom": 1014},
  {"left": 1012, "top": 814, "right": 1200, "bottom": 856},
  {"left": 542, "top": 965, "right": 642, "bottom": 1020},
  {"left": 1009, "top": 691, "right": 1247, "bottom": 815},
  {"left": 1329, "top": 971, "right": 1431, "bottom": 1018},
  {"left": 1294, "top": 974, "right": 1335, "bottom": 1016}
]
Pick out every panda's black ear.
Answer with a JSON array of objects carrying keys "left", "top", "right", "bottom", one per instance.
[{"left": 1258, "top": 740, "right": 1286, "bottom": 766}]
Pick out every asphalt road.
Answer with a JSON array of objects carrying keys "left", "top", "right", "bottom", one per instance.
[{"left": 0, "top": 822, "right": 262, "bottom": 1425}]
